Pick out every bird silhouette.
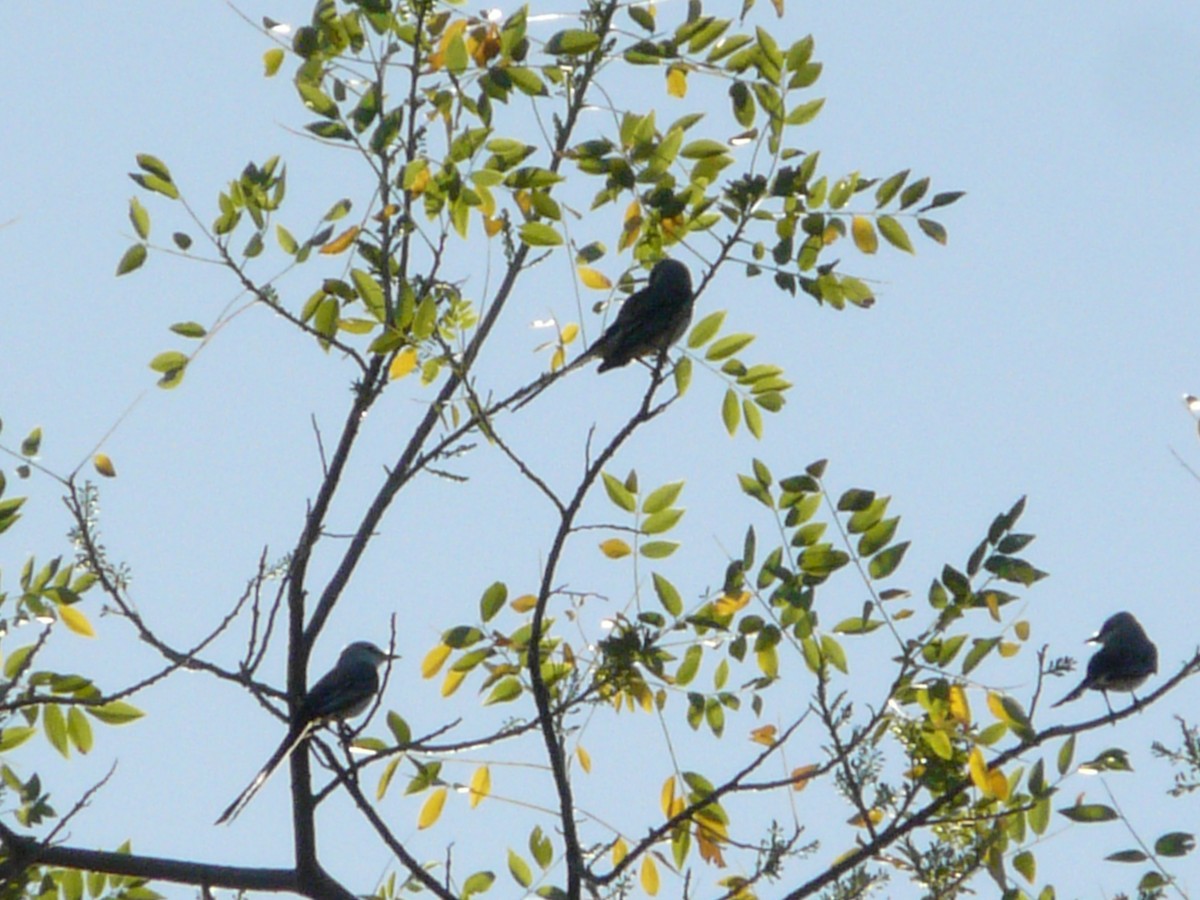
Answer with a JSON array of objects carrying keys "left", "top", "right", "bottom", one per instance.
[
  {"left": 216, "top": 641, "right": 395, "bottom": 825},
  {"left": 1052, "top": 612, "right": 1157, "bottom": 715},
  {"left": 585, "top": 258, "right": 694, "bottom": 372}
]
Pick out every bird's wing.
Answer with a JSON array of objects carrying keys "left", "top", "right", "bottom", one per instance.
[
  {"left": 215, "top": 721, "right": 313, "bottom": 825},
  {"left": 1051, "top": 677, "right": 1090, "bottom": 708}
]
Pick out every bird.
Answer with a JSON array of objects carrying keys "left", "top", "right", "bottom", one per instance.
[
  {"left": 215, "top": 641, "right": 396, "bottom": 825},
  {"left": 1052, "top": 612, "right": 1157, "bottom": 715},
  {"left": 584, "top": 258, "right": 695, "bottom": 373}
]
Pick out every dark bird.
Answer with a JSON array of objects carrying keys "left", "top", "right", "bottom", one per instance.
[
  {"left": 585, "top": 258, "right": 694, "bottom": 372},
  {"left": 216, "top": 641, "right": 396, "bottom": 825},
  {"left": 1052, "top": 611, "right": 1157, "bottom": 715}
]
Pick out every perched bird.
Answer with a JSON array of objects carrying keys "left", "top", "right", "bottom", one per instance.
[
  {"left": 585, "top": 258, "right": 694, "bottom": 372},
  {"left": 215, "top": 641, "right": 396, "bottom": 825},
  {"left": 1052, "top": 612, "right": 1157, "bottom": 715}
]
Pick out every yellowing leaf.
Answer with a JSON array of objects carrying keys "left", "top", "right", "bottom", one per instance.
[
  {"left": 389, "top": 347, "right": 418, "bottom": 380},
  {"left": 969, "top": 747, "right": 990, "bottom": 795},
  {"left": 612, "top": 837, "right": 628, "bottom": 865},
  {"left": 640, "top": 855, "right": 660, "bottom": 895},
  {"left": 600, "top": 538, "right": 632, "bottom": 559},
  {"left": 998, "top": 641, "right": 1020, "bottom": 657},
  {"left": 696, "top": 829, "right": 726, "bottom": 866},
  {"left": 320, "top": 225, "right": 360, "bottom": 255},
  {"left": 441, "top": 668, "right": 467, "bottom": 697},
  {"left": 790, "top": 764, "right": 818, "bottom": 791},
  {"left": 577, "top": 266, "right": 612, "bottom": 290},
  {"left": 417, "top": 787, "right": 447, "bottom": 829},
  {"left": 93, "top": 454, "right": 117, "bottom": 478},
  {"left": 58, "top": 604, "right": 95, "bottom": 638},
  {"left": 666, "top": 65, "right": 688, "bottom": 98},
  {"left": 468, "top": 765, "right": 491, "bottom": 808},
  {"left": 1015, "top": 619, "right": 1031, "bottom": 641},
  {"left": 713, "top": 591, "right": 750, "bottom": 616},
  {"left": 847, "top": 808, "right": 884, "bottom": 827},
  {"left": 750, "top": 725, "right": 777, "bottom": 746},
  {"left": 263, "top": 48, "right": 285, "bottom": 77},
  {"left": 422, "top": 643, "right": 451, "bottom": 678},
  {"left": 988, "top": 767, "right": 1010, "bottom": 800},
  {"left": 660, "top": 776, "right": 676, "bottom": 817},
  {"left": 576, "top": 743, "right": 591, "bottom": 773},
  {"left": 948, "top": 684, "right": 970, "bottom": 726},
  {"left": 511, "top": 593, "right": 537, "bottom": 612},
  {"left": 851, "top": 215, "right": 878, "bottom": 254}
]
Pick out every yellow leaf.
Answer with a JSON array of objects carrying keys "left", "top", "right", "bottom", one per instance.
[
  {"left": 612, "top": 836, "right": 628, "bottom": 865},
  {"left": 483, "top": 214, "right": 503, "bottom": 237},
  {"left": 468, "top": 765, "right": 490, "bottom": 808},
  {"left": 1014, "top": 619, "right": 1031, "bottom": 641},
  {"left": 669, "top": 796, "right": 685, "bottom": 819},
  {"left": 511, "top": 593, "right": 537, "bottom": 612},
  {"left": 263, "top": 47, "right": 285, "bottom": 77},
  {"left": 696, "top": 829, "right": 726, "bottom": 866},
  {"left": 851, "top": 215, "right": 878, "bottom": 254},
  {"left": 790, "top": 764, "right": 818, "bottom": 792},
  {"left": 600, "top": 538, "right": 632, "bottom": 559},
  {"left": 666, "top": 65, "right": 688, "bottom": 98},
  {"left": 515, "top": 190, "right": 532, "bottom": 216},
  {"left": 320, "top": 225, "right": 360, "bottom": 255},
  {"left": 441, "top": 668, "right": 466, "bottom": 697},
  {"left": 998, "top": 641, "right": 1020, "bottom": 658},
  {"left": 550, "top": 347, "right": 565, "bottom": 372},
  {"left": 619, "top": 200, "right": 643, "bottom": 251},
  {"left": 713, "top": 591, "right": 750, "bottom": 616},
  {"left": 988, "top": 767, "right": 1010, "bottom": 801},
  {"left": 948, "top": 684, "right": 971, "bottom": 726},
  {"left": 822, "top": 224, "right": 840, "bottom": 246},
  {"left": 58, "top": 604, "right": 95, "bottom": 638},
  {"left": 986, "top": 690, "right": 1007, "bottom": 723},
  {"left": 421, "top": 643, "right": 451, "bottom": 678},
  {"left": 660, "top": 776, "right": 676, "bottom": 817},
  {"left": 750, "top": 725, "right": 777, "bottom": 746},
  {"left": 560, "top": 322, "right": 579, "bottom": 344},
  {"left": 93, "top": 453, "right": 117, "bottom": 478},
  {"left": 969, "top": 747, "right": 990, "bottom": 795},
  {"left": 984, "top": 591, "right": 1000, "bottom": 621},
  {"left": 389, "top": 347, "right": 418, "bottom": 381},
  {"left": 847, "top": 808, "right": 884, "bottom": 827},
  {"left": 417, "top": 787, "right": 447, "bottom": 829},
  {"left": 577, "top": 266, "right": 612, "bottom": 290},
  {"left": 373, "top": 203, "right": 400, "bottom": 222},
  {"left": 640, "top": 855, "right": 660, "bottom": 895},
  {"left": 409, "top": 166, "right": 430, "bottom": 195},
  {"left": 576, "top": 743, "right": 591, "bottom": 773}
]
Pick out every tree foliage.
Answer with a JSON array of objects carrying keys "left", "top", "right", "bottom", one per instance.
[{"left": 2, "top": 1, "right": 1197, "bottom": 899}]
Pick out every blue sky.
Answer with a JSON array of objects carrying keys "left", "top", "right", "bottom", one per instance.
[{"left": 3, "top": 2, "right": 1199, "bottom": 897}]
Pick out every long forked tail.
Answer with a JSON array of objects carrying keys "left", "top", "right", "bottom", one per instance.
[{"left": 215, "top": 723, "right": 312, "bottom": 825}]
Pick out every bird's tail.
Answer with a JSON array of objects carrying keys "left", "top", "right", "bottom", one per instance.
[
  {"left": 1051, "top": 681, "right": 1087, "bottom": 708},
  {"left": 509, "top": 350, "right": 595, "bottom": 412},
  {"left": 215, "top": 722, "right": 312, "bottom": 825}
]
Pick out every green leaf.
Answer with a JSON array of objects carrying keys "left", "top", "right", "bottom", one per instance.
[
  {"left": 705, "top": 333, "right": 755, "bottom": 361},
  {"left": 1057, "top": 734, "right": 1075, "bottom": 775},
  {"left": 263, "top": 47, "right": 285, "bottom": 77},
  {"left": 129, "top": 197, "right": 151, "bottom": 239},
  {"left": 643, "top": 481, "right": 684, "bottom": 515},
  {"left": 820, "top": 634, "right": 848, "bottom": 673},
  {"left": 1058, "top": 803, "right": 1117, "bottom": 823},
  {"left": 116, "top": 244, "right": 147, "bottom": 275},
  {"left": 680, "top": 139, "right": 730, "bottom": 159},
  {"left": 67, "top": 707, "right": 93, "bottom": 754},
  {"left": 676, "top": 645, "right": 702, "bottom": 685},
  {"left": 518, "top": 222, "right": 562, "bottom": 246},
  {"left": 785, "top": 97, "right": 825, "bottom": 126},
  {"left": 0, "top": 726, "right": 36, "bottom": 751},
  {"left": 642, "top": 508, "right": 684, "bottom": 535},
  {"left": 443, "top": 626, "right": 484, "bottom": 648},
  {"left": 743, "top": 399, "right": 763, "bottom": 439},
  {"left": 480, "top": 582, "right": 507, "bottom": 623},
  {"left": 1013, "top": 850, "right": 1035, "bottom": 884},
  {"left": 88, "top": 701, "right": 145, "bottom": 724},
  {"left": 601, "top": 472, "right": 637, "bottom": 512},
  {"left": 1105, "top": 849, "right": 1148, "bottom": 863},
  {"left": 507, "top": 849, "right": 533, "bottom": 887},
  {"left": 640, "top": 541, "right": 679, "bottom": 559},
  {"left": 169, "top": 322, "right": 207, "bottom": 339},
  {"left": 653, "top": 573, "right": 683, "bottom": 617},
  {"left": 687, "top": 310, "right": 726, "bottom": 348},
  {"left": 43, "top": 704, "right": 70, "bottom": 757},
  {"left": 136, "top": 153, "right": 173, "bottom": 181},
  {"left": 868, "top": 542, "right": 909, "bottom": 579},
  {"left": 485, "top": 677, "right": 523, "bottom": 705},
  {"left": 462, "top": 871, "right": 496, "bottom": 898},
  {"left": 1154, "top": 832, "right": 1196, "bottom": 857},
  {"left": 20, "top": 427, "right": 42, "bottom": 457},
  {"left": 722, "top": 388, "right": 740, "bottom": 436},
  {"left": 546, "top": 29, "right": 600, "bottom": 55},
  {"left": 297, "top": 80, "right": 338, "bottom": 118},
  {"left": 529, "top": 826, "right": 553, "bottom": 869},
  {"left": 874, "top": 169, "right": 908, "bottom": 208}
]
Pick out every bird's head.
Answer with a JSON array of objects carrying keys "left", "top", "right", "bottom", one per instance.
[
  {"left": 1089, "top": 611, "right": 1140, "bottom": 646},
  {"left": 648, "top": 258, "right": 693, "bottom": 297},
  {"left": 340, "top": 641, "right": 400, "bottom": 668}
]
